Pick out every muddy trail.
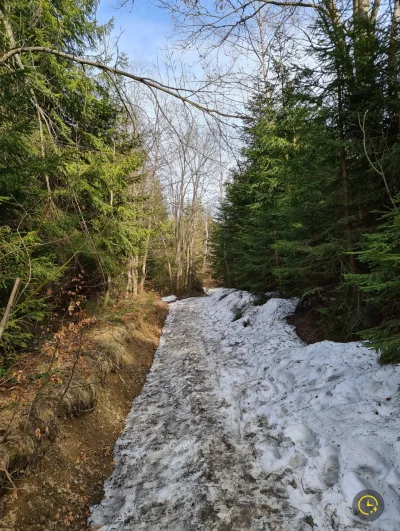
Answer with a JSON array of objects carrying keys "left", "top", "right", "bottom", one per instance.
[{"left": 90, "top": 290, "right": 400, "bottom": 531}]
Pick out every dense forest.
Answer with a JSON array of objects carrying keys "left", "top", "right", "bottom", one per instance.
[
  {"left": 0, "top": 0, "right": 216, "bottom": 367},
  {"left": 1, "top": 0, "right": 400, "bottom": 526},
  {"left": 212, "top": 0, "right": 400, "bottom": 362},
  {"left": 1, "top": 0, "right": 400, "bottom": 367}
]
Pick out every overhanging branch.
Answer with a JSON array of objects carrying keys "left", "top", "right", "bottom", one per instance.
[{"left": 0, "top": 46, "right": 243, "bottom": 120}]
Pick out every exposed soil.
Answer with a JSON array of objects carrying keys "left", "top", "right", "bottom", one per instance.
[
  {"left": 286, "top": 303, "right": 327, "bottom": 345},
  {"left": 0, "top": 295, "right": 168, "bottom": 531},
  {"left": 286, "top": 296, "right": 362, "bottom": 345}
]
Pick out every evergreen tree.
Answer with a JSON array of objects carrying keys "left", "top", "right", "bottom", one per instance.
[
  {"left": 213, "top": 0, "right": 400, "bottom": 359},
  {"left": 0, "top": 1, "right": 151, "bottom": 360}
]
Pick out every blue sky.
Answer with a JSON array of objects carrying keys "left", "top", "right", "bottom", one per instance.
[{"left": 98, "top": 0, "right": 172, "bottom": 63}]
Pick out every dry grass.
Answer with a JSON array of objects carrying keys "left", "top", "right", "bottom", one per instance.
[{"left": 0, "top": 293, "right": 168, "bottom": 530}]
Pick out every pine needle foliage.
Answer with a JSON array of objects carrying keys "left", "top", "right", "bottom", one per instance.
[
  {"left": 0, "top": 0, "right": 166, "bottom": 363},
  {"left": 212, "top": 5, "right": 400, "bottom": 361}
]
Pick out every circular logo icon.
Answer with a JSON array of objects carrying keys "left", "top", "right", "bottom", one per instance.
[{"left": 352, "top": 489, "right": 384, "bottom": 521}]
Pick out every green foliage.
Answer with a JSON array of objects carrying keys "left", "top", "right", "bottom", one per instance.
[
  {"left": 346, "top": 200, "right": 400, "bottom": 362},
  {"left": 212, "top": 7, "right": 400, "bottom": 360},
  {"left": 0, "top": 0, "right": 167, "bottom": 363}
]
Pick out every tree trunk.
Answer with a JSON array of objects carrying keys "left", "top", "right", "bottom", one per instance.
[
  {"left": 390, "top": 0, "right": 400, "bottom": 133},
  {"left": 160, "top": 233, "right": 174, "bottom": 292},
  {"left": 340, "top": 146, "right": 357, "bottom": 273},
  {"left": 104, "top": 275, "right": 112, "bottom": 307},
  {"left": 126, "top": 255, "right": 138, "bottom": 298},
  {"left": 0, "top": 278, "right": 21, "bottom": 341},
  {"left": 175, "top": 225, "right": 183, "bottom": 292},
  {"left": 139, "top": 254, "right": 147, "bottom": 294},
  {"left": 126, "top": 257, "right": 133, "bottom": 298},
  {"left": 139, "top": 228, "right": 151, "bottom": 294},
  {"left": 186, "top": 243, "right": 191, "bottom": 291},
  {"left": 132, "top": 256, "right": 138, "bottom": 297},
  {"left": 202, "top": 216, "right": 209, "bottom": 275}
]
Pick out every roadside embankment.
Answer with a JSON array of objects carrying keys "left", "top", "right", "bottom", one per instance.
[{"left": 0, "top": 293, "right": 168, "bottom": 530}]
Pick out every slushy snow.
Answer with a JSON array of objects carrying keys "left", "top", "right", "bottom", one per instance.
[
  {"left": 161, "top": 295, "right": 178, "bottom": 303},
  {"left": 90, "top": 289, "right": 400, "bottom": 530}
]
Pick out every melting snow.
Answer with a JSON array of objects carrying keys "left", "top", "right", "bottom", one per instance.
[
  {"left": 161, "top": 295, "right": 178, "bottom": 303},
  {"left": 90, "top": 289, "right": 400, "bottom": 530}
]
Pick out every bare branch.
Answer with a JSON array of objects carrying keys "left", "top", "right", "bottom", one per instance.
[
  {"left": 359, "top": 111, "right": 397, "bottom": 209},
  {"left": 0, "top": 46, "right": 244, "bottom": 119}
]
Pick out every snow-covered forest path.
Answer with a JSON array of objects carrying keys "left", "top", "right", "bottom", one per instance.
[{"left": 90, "top": 290, "right": 400, "bottom": 531}]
